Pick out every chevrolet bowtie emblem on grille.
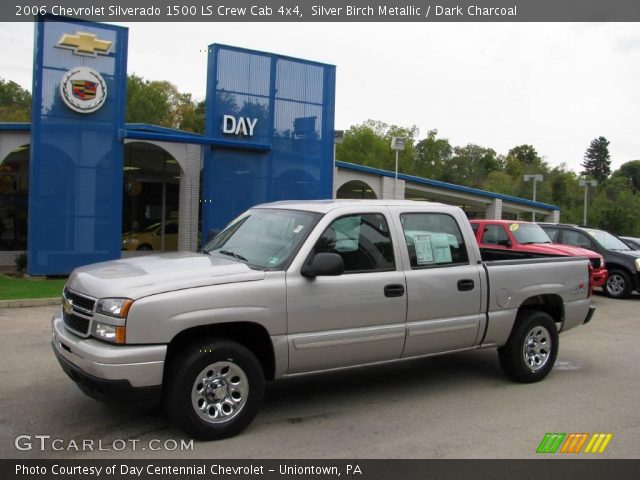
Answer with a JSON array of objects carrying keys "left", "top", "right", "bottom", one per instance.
[
  {"left": 63, "top": 297, "right": 73, "bottom": 315},
  {"left": 56, "top": 32, "right": 113, "bottom": 57}
]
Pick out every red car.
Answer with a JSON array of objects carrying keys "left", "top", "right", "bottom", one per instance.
[{"left": 470, "top": 220, "right": 608, "bottom": 290}]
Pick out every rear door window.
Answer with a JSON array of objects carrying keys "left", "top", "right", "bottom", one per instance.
[{"left": 400, "top": 213, "right": 469, "bottom": 268}]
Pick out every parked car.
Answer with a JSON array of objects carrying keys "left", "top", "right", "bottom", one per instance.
[
  {"left": 471, "top": 220, "right": 607, "bottom": 290},
  {"left": 121, "top": 221, "right": 178, "bottom": 251},
  {"left": 620, "top": 236, "right": 640, "bottom": 250},
  {"left": 53, "top": 201, "right": 594, "bottom": 439},
  {"left": 540, "top": 223, "right": 640, "bottom": 299}
]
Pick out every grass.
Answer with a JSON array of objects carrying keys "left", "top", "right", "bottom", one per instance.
[{"left": 0, "top": 275, "right": 66, "bottom": 300}]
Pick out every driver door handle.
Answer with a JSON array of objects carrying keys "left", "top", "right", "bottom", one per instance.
[
  {"left": 457, "top": 279, "right": 475, "bottom": 291},
  {"left": 384, "top": 284, "right": 405, "bottom": 297}
]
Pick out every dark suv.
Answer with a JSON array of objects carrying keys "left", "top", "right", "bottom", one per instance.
[{"left": 539, "top": 224, "right": 640, "bottom": 299}]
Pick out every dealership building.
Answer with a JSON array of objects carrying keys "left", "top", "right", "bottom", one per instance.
[{"left": 0, "top": 16, "right": 560, "bottom": 274}]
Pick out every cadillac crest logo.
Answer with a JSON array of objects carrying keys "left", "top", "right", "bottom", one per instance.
[{"left": 60, "top": 66, "right": 107, "bottom": 114}]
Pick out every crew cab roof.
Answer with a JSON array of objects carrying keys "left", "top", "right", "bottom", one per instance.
[{"left": 254, "top": 199, "right": 450, "bottom": 214}]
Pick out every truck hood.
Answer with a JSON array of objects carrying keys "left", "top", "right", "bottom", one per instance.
[{"left": 66, "top": 252, "right": 266, "bottom": 300}]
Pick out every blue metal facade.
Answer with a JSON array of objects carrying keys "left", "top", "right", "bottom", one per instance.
[
  {"left": 202, "top": 45, "right": 336, "bottom": 235},
  {"left": 28, "top": 16, "right": 128, "bottom": 275}
]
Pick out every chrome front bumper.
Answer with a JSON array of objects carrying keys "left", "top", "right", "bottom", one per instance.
[{"left": 52, "top": 312, "right": 166, "bottom": 388}]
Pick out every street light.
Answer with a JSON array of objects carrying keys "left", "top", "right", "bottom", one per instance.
[
  {"left": 523, "top": 174, "right": 543, "bottom": 221},
  {"left": 579, "top": 179, "right": 597, "bottom": 225},
  {"left": 391, "top": 137, "right": 407, "bottom": 199}
]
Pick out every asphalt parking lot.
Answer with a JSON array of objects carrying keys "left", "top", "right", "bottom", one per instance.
[{"left": 1, "top": 292, "right": 638, "bottom": 459}]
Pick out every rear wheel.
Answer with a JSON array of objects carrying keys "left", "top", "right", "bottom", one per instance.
[
  {"left": 164, "top": 339, "right": 265, "bottom": 440},
  {"left": 604, "top": 269, "right": 632, "bottom": 299},
  {"left": 498, "top": 310, "right": 558, "bottom": 383}
]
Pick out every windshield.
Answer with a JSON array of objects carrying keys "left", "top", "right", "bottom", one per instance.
[
  {"left": 511, "top": 223, "right": 551, "bottom": 244},
  {"left": 203, "top": 208, "right": 321, "bottom": 269},
  {"left": 584, "top": 229, "right": 630, "bottom": 251}
]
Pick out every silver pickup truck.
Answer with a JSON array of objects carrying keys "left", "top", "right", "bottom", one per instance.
[{"left": 52, "top": 200, "right": 595, "bottom": 439}]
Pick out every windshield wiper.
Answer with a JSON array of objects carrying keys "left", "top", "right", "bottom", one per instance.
[{"left": 218, "top": 249, "right": 248, "bottom": 261}]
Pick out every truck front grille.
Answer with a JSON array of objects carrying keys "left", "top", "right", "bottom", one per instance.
[
  {"left": 589, "top": 258, "right": 602, "bottom": 269},
  {"left": 62, "top": 288, "right": 96, "bottom": 337},
  {"left": 63, "top": 288, "right": 96, "bottom": 313},
  {"left": 64, "top": 313, "right": 90, "bottom": 335}
]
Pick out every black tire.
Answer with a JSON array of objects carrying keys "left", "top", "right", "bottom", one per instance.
[
  {"left": 498, "top": 310, "right": 559, "bottom": 383},
  {"left": 603, "top": 269, "right": 632, "bottom": 299},
  {"left": 137, "top": 244, "right": 153, "bottom": 251},
  {"left": 164, "top": 339, "right": 265, "bottom": 440}
]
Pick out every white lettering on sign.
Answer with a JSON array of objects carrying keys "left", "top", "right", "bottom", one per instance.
[{"left": 222, "top": 115, "right": 257, "bottom": 136}]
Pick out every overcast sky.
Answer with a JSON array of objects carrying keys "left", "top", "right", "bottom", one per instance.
[{"left": 1, "top": 22, "right": 639, "bottom": 173}]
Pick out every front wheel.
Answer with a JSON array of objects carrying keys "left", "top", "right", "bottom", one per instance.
[
  {"left": 604, "top": 269, "right": 632, "bottom": 299},
  {"left": 164, "top": 339, "right": 265, "bottom": 440},
  {"left": 498, "top": 310, "right": 558, "bottom": 383}
]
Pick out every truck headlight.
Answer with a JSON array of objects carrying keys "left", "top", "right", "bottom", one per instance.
[
  {"left": 635, "top": 258, "right": 640, "bottom": 271},
  {"left": 96, "top": 298, "right": 133, "bottom": 318},
  {"left": 93, "top": 323, "right": 126, "bottom": 344}
]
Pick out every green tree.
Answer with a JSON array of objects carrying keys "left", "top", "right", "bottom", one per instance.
[
  {"left": 126, "top": 74, "right": 171, "bottom": 126},
  {"left": 335, "top": 120, "right": 418, "bottom": 174},
  {"left": 444, "top": 144, "right": 499, "bottom": 187},
  {"left": 414, "top": 129, "right": 452, "bottom": 179},
  {"left": 0, "top": 78, "right": 31, "bottom": 121},
  {"left": 125, "top": 74, "right": 203, "bottom": 132},
  {"left": 508, "top": 145, "right": 540, "bottom": 167},
  {"left": 581, "top": 136, "right": 611, "bottom": 182},
  {"left": 611, "top": 160, "right": 640, "bottom": 192}
]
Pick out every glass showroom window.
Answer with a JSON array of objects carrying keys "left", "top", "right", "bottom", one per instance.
[{"left": 0, "top": 145, "right": 29, "bottom": 251}]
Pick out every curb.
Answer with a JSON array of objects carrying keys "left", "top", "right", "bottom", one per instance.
[{"left": 0, "top": 298, "right": 60, "bottom": 308}]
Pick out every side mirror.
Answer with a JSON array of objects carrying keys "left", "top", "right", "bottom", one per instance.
[
  {"left": 301, "top": 253, "right": 344, "bottom": 278},
  {"left": 498, "top": 239, "right": 512, "bottom": 248}
]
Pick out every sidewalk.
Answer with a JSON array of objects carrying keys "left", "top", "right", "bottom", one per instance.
[{"left": 0, "top": 298, "right": 60, "bottom": 308}]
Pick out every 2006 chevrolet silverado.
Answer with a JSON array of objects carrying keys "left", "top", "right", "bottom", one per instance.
[{"left": 52, "top": 200, "right": 595, "bottom": 439}]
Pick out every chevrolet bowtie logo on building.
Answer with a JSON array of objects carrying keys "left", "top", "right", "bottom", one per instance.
[
  {"left": 537, "top": 432, "right": 613, "bottom": 454},
  {"left": 57, "top": 32, "right": 113, "bottom": 57}
]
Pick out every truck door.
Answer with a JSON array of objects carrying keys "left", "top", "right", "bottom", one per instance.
[
  {"left": 398, "top": 212, "right": 483, "bottom": 357},
  {"left": 286, "top": 211, "right": 407, "bottom": 374}
]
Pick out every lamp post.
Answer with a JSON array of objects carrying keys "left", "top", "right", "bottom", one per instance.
[
  {"left": 390, "top": 137, "right": 407, "bottom": 199},
  {"left": 523, "top": 174, "right": 543, "bottom": 221},
  {"left": 579, "top": 179, "right": 597, "bottom": 225}
]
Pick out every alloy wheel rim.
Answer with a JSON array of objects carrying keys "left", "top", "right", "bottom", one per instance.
[
  {"left": 606, "top": 274, "right": 625, "bottom": 296},
  {"left": 191, "top": 361, "right": 249, "bottom": 424},
  {"left": 522, "top": 326, "right": 552, "bottom": 372}
]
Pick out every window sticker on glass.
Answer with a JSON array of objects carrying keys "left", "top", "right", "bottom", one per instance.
[
  {"left": 447, "top": 234, "right": 459, "bottom": 248},
  {"left": 413, "top": 234, "right": 434, "bottom": 264},
  {"left": 509, "top": 223, "right": 519, "bottom": 232},
  {"left": 293, "top": 225, "right": 304, "bottom": 234},
  {"left": 430, "top": 232, "right": 453, "bottom": 263}
]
